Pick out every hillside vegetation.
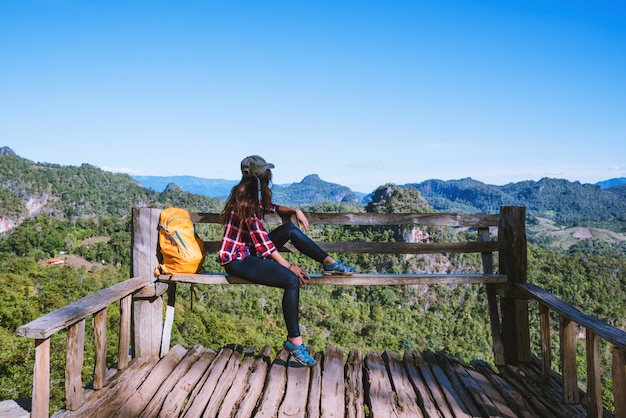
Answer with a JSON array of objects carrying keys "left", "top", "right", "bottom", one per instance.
[{"left": 1, "top": 149, "right": 626, "bottom": 410}]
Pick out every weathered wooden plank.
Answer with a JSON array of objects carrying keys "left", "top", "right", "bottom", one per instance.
[
  {"left": 402, "top": 351, "right": 439, "bottom": 418},
  {"left": 345, "top": 350, "right": 365, "bottom": 418},
  {"left": 131, "top": 207, "right": 161, "bottom": 280},
  {"left": 16, "top": 277, "right": 149, "bottom": 339},
  {"left": 499, "top": 364, "right": 572, "bottom": 418},
  {"left": 464, "top": 363, "right": 517, "bottom": 418},
  {"left": 58, "top": 356, "right": 156, "bottom": 418},
  {"left": 517, "top": 282, "right": 626, "bottom": 350},
  {"left": 584, "top": 330, "right": 603, "bottom": 418},
  {"left": 203, "top": 347, "right": 243, "bottom": 417},
  {"left": 365, "top": 351, "right": 398, "bottom": 417},
  {"left": 233, "top": 345, "right": 272, "bottom": 418},
  {"left": 384, "top": 350, "right": 423, "bottom": 418},
  {"left": 217, "top": 347, "right": 256, "bottom": 418},
  {"left": 445, "top": 356, "right": 500, "bottom": 417},
  {"left": 192, "top": 211, "right": 500, "bottom": 227},
  {"left": 202, "top": 240, "right": 499, "bottom": 254},
  {"left": 159, "top": 349, "right": 216, "bottom": 417},
  {"left": 472, "top": 361, "right": 536, "bottom": 418},
  {"left": 412, "top": 350, "right": 455, "bottom": 418},
  {"left": 421, "top": 351, "right": 472, "bottom": 418},
  {"left": 93, "top": 309, "right": 107, "bottom": 390},
  {"left": 526, "top": 356, "right": 592, "bottom": 418},
  {"left": 133, "top": 293, "right": 163, "bottom": 359},
  {"left": 253, "top": 349, "right": 289, "bottom": 418},
  {"left": 431, "top": 352, "right": 480, "bottom": 418},
  {"left": 613, "top": 347, "right": 626, "bottom": 418},
  {"left": 539, "top": 303, "right": 552, "bottom": 384},
  {"left": 159, "top": 273, "right": 507, "bottom": 286},
  {"left": 181, "top": 346, "right": 234, "bottom": 417},
  {"left": 161, "top": 282, "right": 177, "bottom": 357},
  {"left": 320, "top": 345, "right": 345, "bottom": 418},
  {"left": 499, "top": 206, "right": 530, "bottom": 365},
  {"left": 560, "top": 316, "right": 580, "bottom": 404},
  {"left": 278, "top": 348, "right": 313, "bottom": 418},
  {"left": 32, "top": 338, "right": 51, "bottom": 418},
  {"left": 138, "top": 344, "right": 205, "bottom": 418},
  {"left": 306, "top": 352, "right": 324, "bottom": 418},
  {"left": 111, "top": 344, "right": 188, "bottom": 417},
  {"left": 479, "top": 226, "right": 505, "bottom": 367},
  {"left": 118, "top": 295, "right": 131, "bottom": 370},
  {"left": 65, "top": 320, "right": 85, "bottom": 411}
]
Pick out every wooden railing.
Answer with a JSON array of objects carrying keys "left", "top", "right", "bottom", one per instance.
[
  {"left": 14, "top": 205, "right": 625, "bottom": 417},
  {"left": 15, "top": 277, "right": 150, "bottom": 417},
  {"left": 512, "top": 282, "right": 626, "bottom": 418}
]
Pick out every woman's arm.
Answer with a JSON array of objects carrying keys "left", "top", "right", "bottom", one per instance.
[{"left": 276, "top": 205, "right": 309, "bottom": 232}]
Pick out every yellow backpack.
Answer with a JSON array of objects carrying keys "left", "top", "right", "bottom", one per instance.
[{"left": 154, "top": 208, "right": 206, "bottom": 276}]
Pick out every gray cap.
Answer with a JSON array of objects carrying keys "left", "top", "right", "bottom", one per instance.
[{"left": 241, "top": 155, "right": 275, "bottom": 177}]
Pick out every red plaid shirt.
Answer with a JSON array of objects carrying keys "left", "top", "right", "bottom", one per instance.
[{"left": 219, "top": 204, "right": 278, "bottom": 265}]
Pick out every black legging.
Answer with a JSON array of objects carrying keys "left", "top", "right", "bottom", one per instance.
[{"left": 223, "top": 222, "right": 328, "bottom": 338}]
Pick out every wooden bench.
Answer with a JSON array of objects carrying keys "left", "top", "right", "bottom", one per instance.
[
  {"left": 129, "top": 206, "right": 529, "bottom": 368},
  {"left": 157, "top": 211, "right": 508, "bottom": 286}
]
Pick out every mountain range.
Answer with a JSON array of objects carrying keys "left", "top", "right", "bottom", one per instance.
[
  {"left": 133, "top": 172, "right": 626, "bottom": 200},
  {"left": 2, "top": 146, "right": 626, "bottom": 244},
  {"left": 132, "top": 172, "right": 626, "bottom": 232}
]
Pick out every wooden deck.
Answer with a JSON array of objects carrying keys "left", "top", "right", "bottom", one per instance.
[{"left": 44, "top": 344, "right": 610, "bottom": 418}]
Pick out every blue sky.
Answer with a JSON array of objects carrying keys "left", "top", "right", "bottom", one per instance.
[{"left": 1, "top": 0, "right": 625, "bottom": 193}]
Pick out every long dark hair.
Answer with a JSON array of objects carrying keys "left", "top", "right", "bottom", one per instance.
[{"left": 221, "top": 169, "right": 273, "bottom": 223}]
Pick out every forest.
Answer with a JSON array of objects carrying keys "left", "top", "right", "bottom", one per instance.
[{"left": 1, "top": 151, "right": 626, "bottom": 411}]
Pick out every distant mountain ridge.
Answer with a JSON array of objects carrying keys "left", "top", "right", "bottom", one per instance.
[
  {"left": 132, "top": 173, "right": 366, "bottom": 203},
  {"left": 596, "top": 177, "right": 626, "bottom": 188},
  {"left": 133, "top": 175, "right": 238, "bottom": 198},
  {"left": 2, "top": 145, "right": 626, "bottom": 236}
]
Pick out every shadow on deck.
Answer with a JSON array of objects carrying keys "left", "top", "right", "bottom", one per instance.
[{"left": 46, "top": 344, "right": 610, "bottom": 418}]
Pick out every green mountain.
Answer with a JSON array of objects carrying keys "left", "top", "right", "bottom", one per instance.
[
  {"left": 133, "top": 175, "right": 238, "bottom": 198},
  {"left": 407, "top": 177, "right": 626, "bottom": 232},
  {"left": 271, "top": 174, "right": 361, "bottom": 206},
  {"left": 2, "top": 147, "right": 626, "bottom": 254},
  {"left": 0, "top": 151, "right": 222, "bottom": 234},
  {"left": 133, "top": 173, "right": 367, "bottom": 203}
]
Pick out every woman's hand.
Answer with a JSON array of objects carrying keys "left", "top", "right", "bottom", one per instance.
[
  {"left": 294, "top": 209, "right": 310, "bottom": 232},
  {"left": 288, "top": 264, "right": 310, "bottom": 285}
]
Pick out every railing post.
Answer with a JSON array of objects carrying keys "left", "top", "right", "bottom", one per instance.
[
  {"left": 613, "top": 347, "right": 626, "bottom": 418},
  {"left": 65, "top": 319, "right": 85, "bottom": 410},
  {"left": 560, "top": 316, "right": 579, "bottom": 404},
  {"left": 498, "top": 206, "right": 530, "bottom": 364},
  {"left": 539, "top": 303, "right": 552, "bottom": 384},
  {"left": 585, "top": 330, "right": 602, "bottom": 417},
  {"left": 32, "top": 338, "right": 50, "bottom": 418},
  {"left": 479, "top": 227, "right": 505, "bottom": 366},
  {"left": 131, "top": 207, "right": 166, "bottom": 359}
]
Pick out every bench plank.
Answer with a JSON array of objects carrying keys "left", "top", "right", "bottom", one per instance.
[
  {"left": 192, "top": 212, "right": 500, "bottom": 227},
  {"left": 203, "top": 240, "right": 499, "bottom": 254},
  {"left": 159, "top": 273, "right": 507, "bottom": 286}
]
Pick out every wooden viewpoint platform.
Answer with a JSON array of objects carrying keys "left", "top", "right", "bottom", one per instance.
[
  {"left": 9, "top": 207, "right": 625, "bottom": 417},
  {"left": 48, "top": 344, "right": 605, "bottom": 418}
]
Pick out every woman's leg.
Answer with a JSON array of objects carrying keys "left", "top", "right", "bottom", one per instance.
[
  {"left": 269, "top": 223, "right": 329, "bottom": 263},
  {"left": 224, "top": 256, "right": 301, "bottom": 338}
]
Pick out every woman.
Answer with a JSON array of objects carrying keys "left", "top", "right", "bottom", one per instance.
[{"left": 219, "top": 155, "right": 355, "bottom": 367}]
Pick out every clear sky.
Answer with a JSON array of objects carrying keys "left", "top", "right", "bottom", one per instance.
[{"left": 1, "top": 0, "right": 625, "bottom": 193}]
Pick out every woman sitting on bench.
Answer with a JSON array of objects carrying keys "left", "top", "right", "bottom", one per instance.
[{"left": 218, "top": 155, "right": 355, "bottom": 367}]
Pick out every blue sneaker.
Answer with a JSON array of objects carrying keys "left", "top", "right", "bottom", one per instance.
[
  {"left": 284, "top": 340, "right": 317, "bottom": 367},
  {"left": 323, "top": 260, "right": 356, "bottom": 276}
]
